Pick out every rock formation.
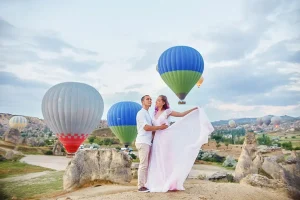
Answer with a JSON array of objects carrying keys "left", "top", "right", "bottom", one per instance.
[
  {"left": 63, "top": 149, "right": 132, "bottom": 191},
  {"left": 3, "top": 128, "right": 21, "bottom": 144},
  {"left": 234, "top": 132, "right": 263, "bottom": 181}
]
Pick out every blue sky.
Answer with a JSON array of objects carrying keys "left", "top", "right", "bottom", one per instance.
[{"left": 0, "top": 0, "right": 299, "bottom": 121}]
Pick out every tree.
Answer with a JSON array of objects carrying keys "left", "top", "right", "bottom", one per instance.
[
  {"left": 88, "top": 136, "right": 96, "bottom": 144},
  {"left": 257, "top": 134, "right": 272, "bottom": 146},
  {"left": 225, "top": 142, "right": 229, "bottom": 149}
]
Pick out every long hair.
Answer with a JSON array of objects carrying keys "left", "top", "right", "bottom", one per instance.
[{"left": 155, "top": 95, "right": 170, "bottom": 114}]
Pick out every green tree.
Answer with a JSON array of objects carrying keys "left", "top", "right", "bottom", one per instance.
[{"left": 88, "top": 136, "right": 96, "bottom": 144}]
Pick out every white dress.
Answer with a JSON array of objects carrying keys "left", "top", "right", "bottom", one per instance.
[{"left": 145, "top": 107, "right": 214, "bottom": 192}]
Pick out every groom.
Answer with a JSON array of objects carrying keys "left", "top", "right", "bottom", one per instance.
[{"left": 135, "top": 95, "right": 168, "bottom": 192}]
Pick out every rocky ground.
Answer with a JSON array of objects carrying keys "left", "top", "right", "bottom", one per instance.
[{"left": 50, "top": 179, "right": 291, "bottom": 200}]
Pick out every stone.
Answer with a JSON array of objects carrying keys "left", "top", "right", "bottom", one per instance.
[{"left": 63, "top": 149, "right": 132, "bottom": 191}]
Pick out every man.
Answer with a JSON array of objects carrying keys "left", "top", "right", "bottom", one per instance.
[{"left": 135, "top": 95, "right": 168, "bottom": 192}]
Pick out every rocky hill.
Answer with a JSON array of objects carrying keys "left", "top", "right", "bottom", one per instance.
[
  {"left": 1, "top": 112, "right": 299, "bottom": 137},
  {"left": 212, "top": 115, "right": 300, "bottom": 126},
  {"left": 0, "top": 113, "right": 48, "bottom": 137}
]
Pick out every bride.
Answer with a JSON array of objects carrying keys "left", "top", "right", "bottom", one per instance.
[{"left": 145, "top": 95, "right": 214, "bottom": 192}]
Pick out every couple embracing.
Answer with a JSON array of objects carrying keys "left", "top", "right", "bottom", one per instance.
[{"left": 135, "top": 95, "right": 214, "bottom": 193}]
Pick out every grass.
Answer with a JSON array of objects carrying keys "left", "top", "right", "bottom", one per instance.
[
  {"left": 0, "top": 160, "right": 53, "bottom": 179},
  {"left": 0, "top": 171, "right": 64, "bottom": 199},
  {"left": 0, "top": 141, "right": 53, "bottom": 155}
]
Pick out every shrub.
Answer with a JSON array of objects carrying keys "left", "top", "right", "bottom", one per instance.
[
  {"left": 282, "top": 141, "right": 293, "bottom": 150},
  {"left": 115, "top": 146, "right": 121, "bottom": 150},
  {"left": 197, "top": 174, "right": 207, "bottom": 180},
  {"left": 129, "top": 153, "right": 137, "bottom": 159},
  {"left": 257, "top": 134, "right": 272, "bottom": 146},
  {"left": 197, "top": 150, "right": 225, "bottom": 163},
  {"left": 294, "top": 147, "right": 300, "bottom": 150},
  {"left": 291, "top": 136, "right": 296, "bottom": 139},
  {"left": 88, "top": 136, "right": 96, "bottom": 144},
  {"left": 44, "top": 150, "right": 53, "bottom": 155}
]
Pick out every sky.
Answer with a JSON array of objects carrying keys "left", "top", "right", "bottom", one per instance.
[{"left": 0, "top": 0, "right": 299, "bottom": 122}]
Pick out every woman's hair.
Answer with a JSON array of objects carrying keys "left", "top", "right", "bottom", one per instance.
[{"left": 155, "top": 95, "right": 170, "bottom": 114}]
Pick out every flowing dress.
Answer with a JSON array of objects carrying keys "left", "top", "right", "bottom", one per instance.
[{"left": 145, "top": 107, "right": 214, "bottom": 192}]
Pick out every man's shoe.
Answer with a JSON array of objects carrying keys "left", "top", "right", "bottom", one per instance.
[{"left": 138, "top": 187, "right": 149, "bottom": 192}]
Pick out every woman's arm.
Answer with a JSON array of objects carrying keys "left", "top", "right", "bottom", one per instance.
[{"left": 170, "top": 107, "right": 198, "bottom": 117}]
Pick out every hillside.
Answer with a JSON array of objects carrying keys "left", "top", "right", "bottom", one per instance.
[
  {"left": 1, "top": 112, "right": 299, "bottom": 137},
  {"left": 0, "top": 113, "right": 48, "bottom": 136},
  {"left": 212, "top": 115, "right": 300, "bottom": 126}
]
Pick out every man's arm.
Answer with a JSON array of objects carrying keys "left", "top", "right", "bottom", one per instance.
[
  {"left": 137, "top": 112, "right": 168, "bottom": 132},
  {"left": 144, "top": 124, "right": 168, "bottom": 131}
]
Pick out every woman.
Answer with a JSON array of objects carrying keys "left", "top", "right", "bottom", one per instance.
[{"left": 145, "top": 95, "right": 214, "bottom": 192}]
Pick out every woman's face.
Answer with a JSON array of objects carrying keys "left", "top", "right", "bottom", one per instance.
[{"left": 156, "top": 96, "right": 165, "bottom": 108}]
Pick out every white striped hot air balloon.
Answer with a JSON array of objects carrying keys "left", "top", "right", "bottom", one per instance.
[
  {"left": 228, "top": 120, "right": 236, "bottom": 128},
  {"left": 9, "top": 116, "right": 28, "bottom": 132},
  {"left": 41, "top": 82, "right": 104, "bottom": 155}
]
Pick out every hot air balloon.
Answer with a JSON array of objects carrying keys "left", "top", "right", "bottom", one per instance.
[
  {"left": 263, "top": 115, "right": 271, "bottom": 126},
  {"left": 196, "top": 76, "right": 204, "bottom": 88},
  {"left": 256, "top": 117, "right": 263, "bottom": 126},
  {"left": 271, "top": 116, "right": 281, "bottom": 127},
  {"left": 9, "top": 116, "right": 28, "bottom": 132},
  {"left": 41, "top": 82, "right": 104, "bottom": 155},
  {"left": 229, "top": 120, "right": 236, "bottom": 128},
  {"left": 157, "top": 46, "right": 204, "bottom": 104},
  {"left": 107, "top": 101, "right": 142, "bottom": 147}
]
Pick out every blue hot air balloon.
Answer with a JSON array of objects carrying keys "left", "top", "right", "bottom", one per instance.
[
  {"left": 107, "top": 101, "right": 142, "bottom": 147},
  {"left": 157, "top": 46, "right": 204, "bottom": 104}
]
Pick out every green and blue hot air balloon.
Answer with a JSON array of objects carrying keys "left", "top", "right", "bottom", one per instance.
[
  {"left": 157, "top": 46, "right": 204, "bottom": 104},
  {"left": 107, "top": 101, "right": 142, "bottom": 147}
]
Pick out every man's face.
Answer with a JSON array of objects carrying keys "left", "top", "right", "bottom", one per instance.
[{"left": 143, "top": 95, "right": 152, "bottom": 107}]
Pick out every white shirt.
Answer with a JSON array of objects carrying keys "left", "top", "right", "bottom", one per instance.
[{"left": 135, "top": 108, "right": 153, "bottom": 146}]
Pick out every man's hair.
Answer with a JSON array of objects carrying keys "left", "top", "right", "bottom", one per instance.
[{"left": 141, "top": 95, "right": 150, "bottom": 102}]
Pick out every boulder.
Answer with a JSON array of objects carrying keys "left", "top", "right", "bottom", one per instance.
[
  {"left": 63, "top": 149, "right": 132, "bottom": 191},
  {"left": 3, "top": 128, "right": 21, "bottom": 144},
  {"left": 208, "top": 171, "right": 228, "bottom": 181},
  {"left": 240, "top": 174, "right": 285, "bottom": 189},
  {"left": 52, "top": 141, "right": 65, "bottom": 156}
]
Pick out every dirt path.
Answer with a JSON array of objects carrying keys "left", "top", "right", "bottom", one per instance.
[
  {"left": 20, "top": 155, "right": 72, "bottom": 171},
  {"left": 49, "top": 179, "right": 291, "bottom": 200},
  {"left": 0, "top": 171, "right": 54, "bottom": 182}
]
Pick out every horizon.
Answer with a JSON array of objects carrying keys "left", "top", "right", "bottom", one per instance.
[
  {"left": 0, "top": 0, "right": 300, "bottom": 121},
  {"left": 1, "top": 111, "right": 299, "bottom": 123}
]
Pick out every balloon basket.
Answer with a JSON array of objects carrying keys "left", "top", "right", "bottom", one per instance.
[
  {"left": 66, "top": 153, "right": 75, "bottom": 158},
  {"left": 178, "top": 101, "right": 186, "bottom": 105}
]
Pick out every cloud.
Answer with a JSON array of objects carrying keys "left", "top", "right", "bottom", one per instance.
[
  {"left": 0, "top": 71, "right": 50, "bottom": 88},
  {"left": 129, "top": 41, "right": 173, "bottom": 70},
  {"left": 258, "top": 38, "right": 300, "bottom": 63},
  {"left": 124, "top": 84, "right": 144, "bottom": 90},
  {"left": 45, "top": 56, "right": 103, "bottom": 73},
  {"left": 0, "top": 18, "right": 18, "bottom": 39},
  {"left": 0, "top": 18, "right": 100, "bottom": 74},
  {"left": 34, "top": 35, "right": 98, "bottom": 55}
]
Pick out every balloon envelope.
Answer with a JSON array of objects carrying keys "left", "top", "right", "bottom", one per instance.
[
  {"left": 157, "top": 46, "right": 204, "bottom": 101},
  {"left": 196, "top": 76, "right": 204, "bottom": 87},
  {"left": 41, "top": 82, "right": 104, "bottom": 154},
  {"left": 271, "top": 116, "right": 281, "bottom": 126},
  {"left": 107, "top": 101, "right": 142, "bottom": 146},
  {"left": 256, "top": 117, "right": 263, "bottom": 126},
  {"left": 263, "top": 116, "right": 271, "bottom": 126},
  {"left": 9, "top": 116, "right": 27, "bottom": 131},
  {"left": 229, "top": 120, "right": 236, "bottom": 128}
]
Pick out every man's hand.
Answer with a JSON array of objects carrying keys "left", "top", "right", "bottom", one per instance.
[{"left": 159, "top": 123, "right": 168, "bottom": 130}]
